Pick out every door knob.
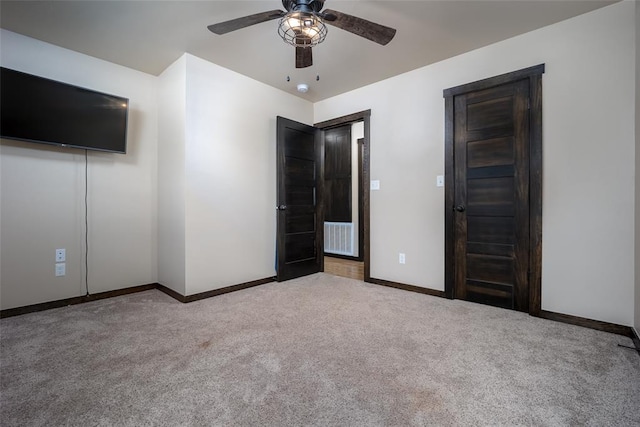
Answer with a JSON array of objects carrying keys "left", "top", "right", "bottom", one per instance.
[{"left": 454, "top": 205, "right": 466, "bottom": 212}]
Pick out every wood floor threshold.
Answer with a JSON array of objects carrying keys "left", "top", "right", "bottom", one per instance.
[
  {"left": 325, "top": 253, "right": 364, "bottom": 262},
  {"left": 369, "top": 277, "right": 448, "bottom": 298}
]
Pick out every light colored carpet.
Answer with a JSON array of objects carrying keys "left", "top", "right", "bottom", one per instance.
[{"left": 1, "top": 273, "right": 639, "bottom": 426}]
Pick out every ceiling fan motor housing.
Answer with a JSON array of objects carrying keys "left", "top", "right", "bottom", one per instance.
[{"left": 282, "top": 0, "right": 325, "bottom": 14}]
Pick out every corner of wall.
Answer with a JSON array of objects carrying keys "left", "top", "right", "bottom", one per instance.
[
  {"left": 634, "top": 0, "right": 640, "bottom": 334},
  {"left": 157, "top": 55, "right": 187, "bottom": 296}
]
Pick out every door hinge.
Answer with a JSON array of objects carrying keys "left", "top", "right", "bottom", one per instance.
[{"left": 527, "top": 98, "right": 531, "bottom": 110}]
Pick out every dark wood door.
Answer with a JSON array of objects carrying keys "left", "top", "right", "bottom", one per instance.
[
  {"left": 276, "top": 116, "right": 323, "bottom": 281},
  {"left": 453, "top": 79, "right": 530, "bottom": 311},
  {"left": 324, "top": 125, "right": 352, "bottom": 222}
]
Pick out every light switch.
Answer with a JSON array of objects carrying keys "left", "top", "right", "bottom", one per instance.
[
  {"left": 370, "top": 180, "right": 380, "bottom": 190},
  {"left": 55, "top": 263, "right": 66, "bottom": 277},
  {"left": 436, "top": 175, "right": 444, "bottom": 187}
]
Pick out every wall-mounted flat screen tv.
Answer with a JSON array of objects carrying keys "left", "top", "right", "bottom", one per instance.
[{"left": 0, "top": 67, "right": 128, "bottom": 154}]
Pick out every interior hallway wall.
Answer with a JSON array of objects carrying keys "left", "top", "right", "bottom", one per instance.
[{"left": 181, "top": 54, "right": 313, "bottom": 295}]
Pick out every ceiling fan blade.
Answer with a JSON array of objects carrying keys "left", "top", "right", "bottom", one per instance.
[
  {"left": 296, "top": 47, "right": 313, "bottom": 69},
  {"left": 208, "top": 10, "right": 285, "bottom": 35},
  {"left": 322, "top": 9, "right": 396, "bottom": 46}
]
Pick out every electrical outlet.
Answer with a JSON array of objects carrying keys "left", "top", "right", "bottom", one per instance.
[
  {"left": 399, "top": 253, "right": 406, "bottom": 264},
  {"left": 55, "top": 263, "right": 66, "bottom": 277},
  {"left": 370, "top": 180, "right": 380, "bottom": 190},
  {"left": 55, "top": 248, "right": 66, "bottom": 262}
]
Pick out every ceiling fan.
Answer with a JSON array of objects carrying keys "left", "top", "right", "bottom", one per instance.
[{"left": 207, "top": 0, "right": 396, "bottom": 69}]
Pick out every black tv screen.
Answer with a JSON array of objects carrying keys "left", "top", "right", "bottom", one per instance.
[{"left": 0, "top": 67, "right": 128, "bottom": 153}]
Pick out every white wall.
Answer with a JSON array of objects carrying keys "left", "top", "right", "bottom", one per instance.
[
  {"left": 314, "top": 1, "right": 636, "bottom": 326},
  {"left": 157, "top": 56, "right": 187, "bottom": 295},
  {"left": 0, "top": 30, "right": 158, "bottom": 309},
  {"left": 351, "top": 121, "right": 364, "bottom": 258},
  {"left": 181, "top": 54, "right": 313, "bottom": 295},
  {"left": 635, "top": 0, "right": 640, "bottom": 335}
]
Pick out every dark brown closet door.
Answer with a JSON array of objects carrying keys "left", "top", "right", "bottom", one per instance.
[{"left": 453, "top": 79, "right": 530, "bottom": 311}]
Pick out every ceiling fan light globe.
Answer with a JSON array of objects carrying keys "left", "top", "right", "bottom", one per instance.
[{"left": 286, "top": 16, "right": 301, "bottom": 28}]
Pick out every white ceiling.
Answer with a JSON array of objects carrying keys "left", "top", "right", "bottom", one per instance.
[{"left": 0, "top": 0, "right": 616, "bottom": 102}]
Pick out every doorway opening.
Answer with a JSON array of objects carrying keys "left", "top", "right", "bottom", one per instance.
[
  {"left": 316, "top": 110, "right": 371, "bottom": 282},
  {"left": 322, "top": 125, "right": 362, "bottom": 260}
]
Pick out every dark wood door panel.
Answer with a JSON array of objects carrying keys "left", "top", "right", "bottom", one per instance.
[
  {"left": 467, "top": 280, "right": 513, "bottom": 297},
  {"left": 467, "top": 96, "right": 514, "bottom": 131},
  {"left": 466, "top": 165, "right": 514, "bottom": 180},
  {"left": 286, "top": 187, "right": 315, "bottom": 206},
  {"left": 467, "top": 216, "right": 515, "bottom": 244},
  {"left": 285, "top": 233, "right": 316, "bottom": 263},
  {"left": 285, "top": 157, "right": 315, "bottom": 182},
  {"left": 466, "top": 281, "right": 514, "bottom": 309},
  {"left": 467, "top": 254, "right": 515, "bottom": 285},
  {"left": 285, "top": 207, "right": 316, "bottom": 234},
  {"left": 284, "top": 129, "right": 315, "bottom": 158},
  {"left": 467, "top": 177, "right": 515, "bottom": 216},
  {"left": 324, "top": 178, "right": 351, "bottom": 222},
  {"left": 465, "top": 81, "right": 517, "bottom": 103},
  {"left": 324, "top": 125, "right": 352, "bottom": 223},
  {"left": 466, "top": 242, "right": 514, "bottom": 257},
  {"left": 283, "top": 259, "right": 321, "bottom": 281},
  {"left": 277, "top": 116, "right": 323, "bottom": 282},
  {"left": 467, "top": 137, "right": 514, "bottom": 168},
  {"left": 466, "top": 128, "right": 515, "bottom": 142},
  {"left": 325, "top": 130, "right": 351, "bottom": 177}
]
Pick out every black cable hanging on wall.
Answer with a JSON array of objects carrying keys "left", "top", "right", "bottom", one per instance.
[{"left": 85, "top": 150, "right": 90, "bottom": 296}]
